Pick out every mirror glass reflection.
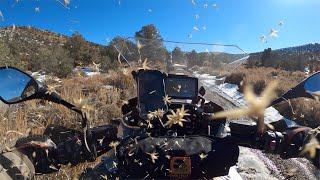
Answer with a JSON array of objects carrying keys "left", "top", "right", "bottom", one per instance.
[{"left": 0, "top": 68, "right": 37, "bottom": 103}]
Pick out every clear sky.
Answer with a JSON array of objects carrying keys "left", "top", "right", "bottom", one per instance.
[{"left": 0, "top": 0, "right": 319, "bottom": 52}]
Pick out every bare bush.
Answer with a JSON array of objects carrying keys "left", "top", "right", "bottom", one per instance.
[{"left": 225, "top": 72, "right": 246, "bottom": 87}]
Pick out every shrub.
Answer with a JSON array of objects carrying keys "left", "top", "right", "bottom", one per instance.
[
  {"left": 225, "top": 72, "right": 246, "bottom": 87},
  {"left": 271, "top": 71, "right": 278, "bottom": 77},
  {"left": 45, "top": 47, "right": 73, "bottom": 77},
  {"left": 275, "top": 98, "right": 320, "bottom": 128},
  {"left": 253, "top": 80, "right": 266, "bottom": 95}
]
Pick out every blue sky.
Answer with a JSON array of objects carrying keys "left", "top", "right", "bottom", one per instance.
[{"left": 0, "top": 0, "right": 319, "bottom": 52}]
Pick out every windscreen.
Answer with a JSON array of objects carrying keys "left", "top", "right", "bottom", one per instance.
[
  {"left": 114, "top": 37, "right": 249, "bottom": 115},
  {"left": 112, "top": 37, "right": 249, "bottom": 75}
]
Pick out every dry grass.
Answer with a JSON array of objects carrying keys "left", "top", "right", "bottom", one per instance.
[{"left": 0, "top": 67, "right": 135, "bottom": 178}]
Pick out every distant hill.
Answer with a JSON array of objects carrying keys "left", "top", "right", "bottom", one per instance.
[
  {"left": 0, "top": 26, "right": 68, "bottom": 47},
  {"left": 0, "top": 26, "right": 104, "bottom": 50},
  {"left": 276, "top": 43, "right": 320, "bottom": 53},
  {"left": 247, "top": 43, "right": 320, "bottom": 71},
  {"left": 0, "top": 26, "right": 118, "bottom": 77},
  {"left": 250, "top": 43, "right": 320, "bottom": 57}
]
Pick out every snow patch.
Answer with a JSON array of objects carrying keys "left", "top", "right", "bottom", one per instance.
[
  {"left": 31, "top": 71, "right": 46, "bottom": 82},
  {"left": 173, "top": 64, "right": 187, "bottom": 68},
  {"left": 103, "top": 85, "right": 115, "bottom": 90},
  {"left": 31, "top": 72, "right": 61, "bottom": 83},
  {"left": 74, "top": 67, "right": 100, "bottom": 76}
]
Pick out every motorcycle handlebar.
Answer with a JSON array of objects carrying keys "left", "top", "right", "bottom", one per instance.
[
  {"left": 229, "top": 122, "right": 320, "bottom": 167},
  {"left": 229, "top": 122, "right": 285, "bottom": 153}
]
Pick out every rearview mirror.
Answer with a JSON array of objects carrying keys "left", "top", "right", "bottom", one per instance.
[
  {"left": 271, "top": 72, "right": 320, "bottom": 106},
  {"left": 304, "top": 72, "right": 320, "bottom": 100},
  {"left": 0, "top": 66, "right": 38, "bottom": 104},
  {"left": 0, "top": 66, "right": 87, "bottom": 118}
]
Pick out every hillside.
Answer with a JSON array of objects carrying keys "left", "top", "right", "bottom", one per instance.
[
  {"left": 0, "top": 26, "right": 105, "bottom": 53},
  {"left": 247, "top": 43, "right": 320, "bottom": 72},
  {"left": 0, "top": 26, "right": 118, "bottom": 77},
  {"left": 0, "top": 26, "right": 67, "bottom": 46},
  {"left": 277, "top": 43, "right": 320, "bottom": 53},
  {"left": 0, "top": 25, "right": 246, "bottom": 75}
]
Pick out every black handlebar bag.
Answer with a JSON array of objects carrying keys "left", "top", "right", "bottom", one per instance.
[{"left": 116, "top": 135, "right": 239, "bottom": 179}]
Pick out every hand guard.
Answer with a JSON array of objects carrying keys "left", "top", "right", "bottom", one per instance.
[{"left": 15, "top": 135, "right": 59, "bottom": 174}]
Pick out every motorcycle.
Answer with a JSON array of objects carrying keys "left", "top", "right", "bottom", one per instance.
[{"left": 0, "top": 64, "right": 319, "bottom": 179}]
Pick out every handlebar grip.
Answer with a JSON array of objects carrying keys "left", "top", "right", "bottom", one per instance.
[{"left": 229, "top": 123, "right": 284, "bottom": 152}]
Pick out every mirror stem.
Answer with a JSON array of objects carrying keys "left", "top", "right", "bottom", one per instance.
[{"left": 40, "top": 90, "right": 83, "bottom": 115}]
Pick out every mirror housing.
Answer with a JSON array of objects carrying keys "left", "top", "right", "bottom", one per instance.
[{"left": 0, "top": 66, "right": 84, "bottom": 116}]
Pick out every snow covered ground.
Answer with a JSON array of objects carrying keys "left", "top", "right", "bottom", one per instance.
[
  {"left": 31, "top": 69, "right": 115, "bottom": 91},
  {"left": 31, "top": 67, "right": 100, "bottom": 83},
  {"left": 237, "top": 147, "right": 279, "bottom": 180},
  {"left": 31, "top": 71, "right": 62, "bottom": 84}
]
